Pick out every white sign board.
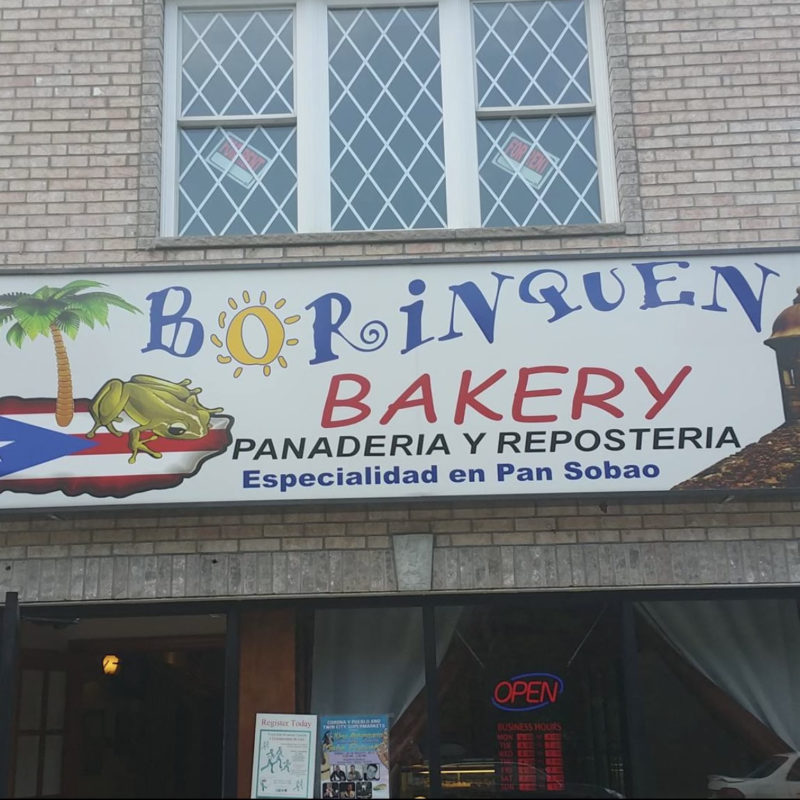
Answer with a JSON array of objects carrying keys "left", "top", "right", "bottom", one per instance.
[
  {"left": 0, "top": 252, "right": 797, "bottom": 510},
  {"left": 251, "top": 713, "right": 317, "bottom": 799}
]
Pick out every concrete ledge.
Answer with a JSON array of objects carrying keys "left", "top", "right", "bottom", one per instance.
[
  {"left": 145, "top": 223, "right": 627, "bottom": 251},
  {"left": 2, "top": 539, "right": 799, "bottom": 603}
]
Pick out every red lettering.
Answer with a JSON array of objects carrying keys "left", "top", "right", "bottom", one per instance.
[
  {"left": 242, "top": 148, "right": 266, "bottom": 171},
  {"left": 379, "top": 373, "right": 437, "bottom": 425},
  {"left": 494, "top": 677, "right": 561, "bottom": 708},
  {"left": 321, "top": 374, "right": 371, "bottom": 428},
  {"left": 525, "top": 149, "right": 548, "bottom": 174},
  {"left": 494, "top": 681, "right": 513, "bottom": 704},
  {"left": 511, "top": 366, "right": 568, "bottom": 423},
  {"left": 571, "top": 367, "right": 625, "bottom": 419},
  {"left": 635, "top": 365, "right": 692, "bottom": 419},
  {"left": 541, "top": 681, "right": 559, "bottom": 704},
  {"left": 526, "top": 681, "right": 543, "bottom": 704},
  {"left": 454, "top": 369, "right": 506, "bottom": 424},
  {"left": 506, "top": 137, "right": 529, "bottom": 162},
  {"left": 218, "top": 137, "right": 266, "bottom": 174},
  {"left": 321, "top": 367, "right": 684, "bottom": 430},
  {"left": 511, "top": 680, "right": 528, "bottom": 701}
]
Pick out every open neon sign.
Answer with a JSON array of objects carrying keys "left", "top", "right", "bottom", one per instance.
[{"left": 492, "top": 673, "right": 564, "bottom": 712}]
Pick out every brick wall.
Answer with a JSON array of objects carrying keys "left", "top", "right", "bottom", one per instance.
[
  {"left": 2, "top": 0, "right": 797, "bottom": 268},
  {"left": 0, "top": 0, "right": 145, "bottom": 268},
  {"left": 3, "top": 497, "right": 800, "bottom": 601},
  {"left": 1, "top": 0, "right": 800, "bottom": 603},
  {"left": 624, "top": 0, "right": 800, "bottom": 247}
]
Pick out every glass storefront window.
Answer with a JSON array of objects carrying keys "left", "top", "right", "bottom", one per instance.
[
  {"left": 428, "top": 601, "right": 625, "bottom": 799},
  {"left": 635, "top": 597, "right": 800, "bottom": 799},
  {"left": 16, "top": 592, "right": 800, "bottom": 799},
  {"left": 310, "top": 606, "right": 428, "bottom": 799}
]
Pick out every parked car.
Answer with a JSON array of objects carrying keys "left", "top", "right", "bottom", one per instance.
[{"left": 708, "top": 753, "right": 800, "bottom": 798}]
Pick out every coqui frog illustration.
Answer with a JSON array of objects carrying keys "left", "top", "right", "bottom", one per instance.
[{"left": 86, "top": 375, "right": 223, "bottom": 464}]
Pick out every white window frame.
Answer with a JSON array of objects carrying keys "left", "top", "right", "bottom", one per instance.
[{"left": 160, "top": 0, "right": 618, "bottom": 236}]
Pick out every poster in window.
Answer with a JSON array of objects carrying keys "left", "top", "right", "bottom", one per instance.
[
  {"left": 250, "top": 713, "right": 317, "bottom": 799},
  {"left": 320, "top": 716, "right": 390, "bottom": 799}
]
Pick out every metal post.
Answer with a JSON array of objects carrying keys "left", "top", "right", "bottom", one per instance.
[
  {"left": 423, "top": 605, "right": 442, "bottom": 799},
  {"left": 0, "top": 592, "right": 20, "bottom": 800},
  {"left": 222, "top": 604, "right": 240, "bottom": 799}
]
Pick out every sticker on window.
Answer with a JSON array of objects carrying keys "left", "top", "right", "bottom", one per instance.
[
  {"left": 208, "top": 135, "right": 270, "bottom": 189},
  {"left": 492, "top": 134, "right": 559, "bottom": 191}
]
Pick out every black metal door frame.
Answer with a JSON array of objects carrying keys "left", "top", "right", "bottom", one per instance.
[{"left": 0, "top": 592, "right": 20, "bottom": 800}]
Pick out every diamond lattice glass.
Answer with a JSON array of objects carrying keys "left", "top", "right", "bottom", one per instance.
[
  {"left": 181, "top": 10, "right": 294, "bottom": 117},
  {"left": 178, "top": 127, "right": 297, "bottom": 235},
  {"left": 328, "top": 6, "right": 447, "bottom": 231},
  {"left": 473, "top": 0, "right": 590, "bottom": 108},
  {"left": 477, "top": 115, "right": 600, "bottom": 226}
]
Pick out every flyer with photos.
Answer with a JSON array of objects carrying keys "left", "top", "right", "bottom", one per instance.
[
  {"left": 250, "top": 713, "right": 317, "bottom": 799},
  {"left": 320, "top": 716, "right": 390, "bottom": 799}
]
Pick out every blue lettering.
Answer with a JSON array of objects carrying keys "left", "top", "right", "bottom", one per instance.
[
  {"left": 243, "top": 470, "right": 260, "bottom": 488},
  {"left": 700, "top": 263, "right": 779, "bottom": 332},
  {"left": 518, "top": 269, "right": 581, "bottom": 322},
  {"left": 400, "top": 279, "right": 434, "bottom": 354},
  {"left": 305, "top": 292, "right": 388, "bottom": 365},
  {"left": 142, "top": 286, "right": 204, "bottom": 357},
  {"left": 635, "top": 260, "right": 694, "bottom": 309},
  {"left": 564, "top": 461, "right": 582, "bottom": 480},
  {"left": 583, "top": 268, "right": 625, "bottom": 312},
  {"left": 439, "top": 271, "right": 513, "bottom": 343},
  {"left": 450, "top": 468, "right": 466, "bottom": 483},
  {"left": 496, "top": 463, "right": 515, "bottom": 481}
]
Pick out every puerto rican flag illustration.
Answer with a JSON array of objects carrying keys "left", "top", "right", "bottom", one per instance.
[{"left": 0, "top": 397, "right": 232, "bottom": 499}]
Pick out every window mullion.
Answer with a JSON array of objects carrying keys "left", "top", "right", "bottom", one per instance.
[
  {"left": 585, "top": 0, "right": 619, "bottom": 223},
  {"left": 477, "top": 103, "right": 596, "bottom": 120},
  {"left": 178, "top": 114, "right": 298, "bottom": 129},
  {"left": 439, "top": 0, "right": 480, "bottom": 229},
  {"left": 161, "top": 1, "right": 181, "bottom": 236},
  {"left": 296, "top": 0, "right": 331, "bottom": 233}
]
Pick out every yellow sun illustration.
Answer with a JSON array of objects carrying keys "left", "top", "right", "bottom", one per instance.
[{"left": 210, "top": 291, "right": 300, "bottom": 378}]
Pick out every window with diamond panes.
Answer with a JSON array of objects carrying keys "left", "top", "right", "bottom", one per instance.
[
  {"left": 473, "top": 0, "right": 603, "bottom": 227},
  {"left": 163, "top": 0, "right": 614, "bottom": 236},
  {"left": 177, "top": 9, "right": 297, "bottom": 235},
  {"left": 328, "top": 6, "right": 446, "bottom": 231}
]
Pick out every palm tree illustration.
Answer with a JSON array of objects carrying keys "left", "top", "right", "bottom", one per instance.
[{"left": 0, "top": 280, "right": 140, "bottom": 427}]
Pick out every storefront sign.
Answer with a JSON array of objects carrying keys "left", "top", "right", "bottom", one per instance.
[
  {"left": 250, "top": 713, "right": 317, "bottom": 799},
  {"left": 491, "top": 667, "right": 566, "bottom": 792},
  {"left": 492, "top": 673, "right": 564, "bottom": 712},
  {"left": 1, "top": 251, "right": 799, "bottom": 510},
  {"left": 320, "top": 716, "right": 390, "bottom": 799},
  {"left": 496, "top": 721, "right": 565, "bottom": 793}
]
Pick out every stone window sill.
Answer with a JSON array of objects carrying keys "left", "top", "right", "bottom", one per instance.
[{"left": 145, "top": 223, "right": 627, "bottom": 251}]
